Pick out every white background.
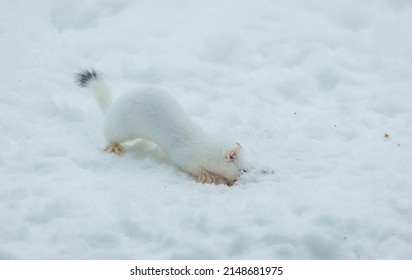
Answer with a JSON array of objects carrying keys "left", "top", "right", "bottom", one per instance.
[
  {"left": 1, "top": 0, "right": 412, "bottom": 259},
  {"left": 1, "top": 260, "right": 412, "bottom": 280}
]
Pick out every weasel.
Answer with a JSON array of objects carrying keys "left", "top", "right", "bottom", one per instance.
[{"left": 75, "top": 69, "right": 248, "bottom": 186}]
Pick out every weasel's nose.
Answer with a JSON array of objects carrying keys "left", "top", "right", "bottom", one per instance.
[{"left": 241, "top": 169, "right": 248, "bottom": 173}]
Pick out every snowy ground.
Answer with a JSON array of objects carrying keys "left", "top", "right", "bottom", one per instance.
[{"left": 1, "top": 0, "right": 412, "bottom": 259}]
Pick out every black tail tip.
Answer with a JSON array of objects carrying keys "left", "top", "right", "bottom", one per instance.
[{"left": 75, "top": 69, "right": 100, "bottom": 87}]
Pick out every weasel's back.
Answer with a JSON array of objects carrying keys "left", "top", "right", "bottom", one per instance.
[{"left": 104, "top": 87, "right": 202, "bottom": 149}]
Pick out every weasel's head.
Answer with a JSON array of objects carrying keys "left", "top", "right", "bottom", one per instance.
[{"left": 204, "top": 142, "right": 249, "bottom": 185}]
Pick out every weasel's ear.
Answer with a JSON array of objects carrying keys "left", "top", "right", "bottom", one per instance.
[{"left": 225, "top": 144, "right": 242, "bottom": 163}]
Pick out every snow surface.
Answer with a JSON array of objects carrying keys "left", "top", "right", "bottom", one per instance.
[{"left": 1, "top": 0, "right": 412, "bottom": 259}]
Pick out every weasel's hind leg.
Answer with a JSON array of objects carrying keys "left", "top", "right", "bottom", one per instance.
[{"left": 104, "top": 143, "right": 124, "bottom": 155}]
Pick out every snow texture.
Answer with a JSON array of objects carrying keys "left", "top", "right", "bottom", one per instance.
[{"left": 1, "top": 0, "right": 412, "bottom": 259}]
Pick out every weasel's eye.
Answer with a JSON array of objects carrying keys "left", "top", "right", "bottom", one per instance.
[{"left": 241, "top": 169, "right": 247, "bottom": 173}]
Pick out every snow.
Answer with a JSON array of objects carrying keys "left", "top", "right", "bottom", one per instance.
[{"left": 1, "top": 0, "right": 412, "bottom": 259}]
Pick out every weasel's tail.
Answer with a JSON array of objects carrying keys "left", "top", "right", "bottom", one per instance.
[{"left": 75, "top": 69, "right": 112, "bottom": 113}]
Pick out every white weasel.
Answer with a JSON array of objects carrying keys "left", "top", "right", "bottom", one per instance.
[{"left": 75, "top": 69, "right": 248, "bottom": 186}]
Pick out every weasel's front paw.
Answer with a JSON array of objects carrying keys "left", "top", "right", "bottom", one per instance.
[
  {"left": 196, "top": 172, "right": 235, "bottom": 186},
  {"left": 104, "top": 144, "right": 124, "bottom": 155},
  {"left": 197, "top": 172, "right": 214, "bottom": 184}
]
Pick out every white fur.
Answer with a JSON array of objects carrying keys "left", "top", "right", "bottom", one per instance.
[{"left": 85, "top": 77, "right": 248, "bottom": 185}]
